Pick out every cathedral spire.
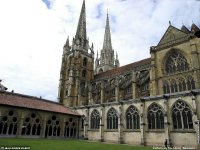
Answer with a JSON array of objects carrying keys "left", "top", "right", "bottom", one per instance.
[
  {"left": 75, "top": 0, "right": 87, "bottom": 47},
  {"left": 103, "top": 13, "right": 112, "bottom": 51}
]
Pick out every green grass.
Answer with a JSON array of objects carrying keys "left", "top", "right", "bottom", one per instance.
[{"left": 0, "top": 138, "right": 152, "bottom": 150}]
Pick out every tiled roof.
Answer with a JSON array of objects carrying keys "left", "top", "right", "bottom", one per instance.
[
  {"left": 0, "top": 91, "right": 80, "bottom": 116},
  {"left": 95, "top": 58, "right": 151, "bottom": 79}
]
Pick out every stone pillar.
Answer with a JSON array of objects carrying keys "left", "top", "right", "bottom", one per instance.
[
  {"left": 83, "top": 108, "right": 89, "bottom": 140},
  {"left": 150, "top": 47, "right": 157, "bottom": 96},
  {"left": 191, "top": 91, "right": 200, "bottom": 148},
  {"left": 61, "top": 117, "right": 66, "bottom": 138},
  {"left": 118, "top": 104, "right": 124, "bottom": 144},
  {"left": 88, "top": 83, "right": 93, "bottom": 104},
  {"left": 42, "top": 117, "right": 47, "bottom": 138},
  {"left": 140, "top": 99, "right": 146, "bottom": 145},
  {"left": 74, "top": 70, "right": 79, "bottom": 106},
  {"left": 163, "top": 96, "right": 172, "bottom": 147},
  {"left": 17, "top": 112, "right": 24, "bottom": 137},
  {"left": 99, "top": 106, "right": 105, "bottom": 142},
  {"left": 132, "top": 71, "right": 137, "bottom": 99},
  {"left": 115, "top": 77, "right": 120, "bottom": 102},
  {"left": 190, "top": 40, "right": 200, "bottom": 89},
  {"left": 100, "top": 81, "right": 104, "bottom": 104}
]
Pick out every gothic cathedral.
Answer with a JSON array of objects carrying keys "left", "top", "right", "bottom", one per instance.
[{"left": 58, "top": 0, "right": 200, "bottom": 148}]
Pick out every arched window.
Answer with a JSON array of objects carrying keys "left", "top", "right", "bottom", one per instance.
[
  {"left": 165, "top": 51, "right": 189, "bottom": 74},
  {"left": 90, "top": 109, "right": 100, "bottom": 129},
  {"left": 0, "top": 110, "right": 18, "bottom": 135},
  {"left": 172, "top": 100, "right": 193, "bottom": 130},
  {"left": 163, "top": 80, "right": 170, "bottom": 94},
  {"left": 147, "top": 103, "right": 164, "bottom": 129},
  {"left": 64, "top": 117, "right": 77, "bottom": 138},
  {"left": 21, "top": 112, "right": 41, "bottom": 136},
  {"left": 83, "top": 57, "right": 88, "bottom": 66},
  {"left": 186, "top": 75, "right": 195, "bottom": 90},
  {"left": 126, "top": 106, "right": 140, "bottom": 129},
  {"left": 45, "top": 115, "right": 60, "bottom": 137},
  {"left": 170, "top": 79, "right": 178, "bottom": 93},
  {"left": 107, "top": 108, "right": 118, "bottom": 130},
  {"left": 178, "top": 78, "right": 187, "bottom": 92}
]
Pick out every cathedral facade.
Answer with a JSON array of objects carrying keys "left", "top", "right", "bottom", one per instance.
[{"left": 58, "top": 0, "right": 200, "bottom": 148}]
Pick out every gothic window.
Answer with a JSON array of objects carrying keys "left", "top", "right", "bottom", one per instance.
[
  {"left": 165, "top": 51, "right": 189, "bottom": 74},
  {"left": 170, "top": 79, "right": 178, "bottom": 93},
  {"left": 178, "top": 78, "right": 186, "bottom": 92},
  {"left": 90, "top": 109, "right": 100, "bottom": 129},
  {"left": 107, "top": 108, "right": 118, "bottom": 130},
  {"left": 126, "top": 106, "right": 140, "bottom": 129},
  {"left": 147, "top": 103, "right": 164, "bottom": 129},
  {"left": 83, "top": 57, "right": 87, "bottom": 66},
  {"left": 186, "top": 76, "right": 195, "bottom": 90},
  {"left": 172, "top": 100, "right": 193, "bottom": 130},
  {"left": 45, "top": 115, "right": 60, "bottom": 137},
  {"left": 163, "top": 80, "right": 170, "bottom": 94},
  {"left": 124, "top": 85, "right": 132, "bottom": 95},
  {"left": 0, "top": 110, "right": 18, "bottom": 135},
  {"left": 21, "top": 112, "right": 41, "bottom": 136},
  {"left": 64, "top": 117, "right": 77, "bottom": 138}
]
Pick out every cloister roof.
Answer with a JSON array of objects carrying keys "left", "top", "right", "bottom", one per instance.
[{"left": 0, "top": 91, "right": 80, "bottom": 116}]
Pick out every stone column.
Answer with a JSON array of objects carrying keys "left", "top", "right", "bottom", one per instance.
[
  {"left": 42, "top": 117, "right": 47, "bottom": 138},
  {"left": 132, "top": 71, "right": 137, "bottom": 99},
  {"left": 74, "top": 70, "right": 79, "bottom": 106},
  {"left": 88, "top": 83, "right": 93, "bottom": 104},
  {"left": 118, "top": 104, "right": 124, "bottom": 144},
  {"left": 191, "top": 91, "right": 200, "bottom": 149},
  {"left": 150, "top": 47, "right": 157, "bottom": 96},
  {"left": 140, "top": 99, "right": 146, "bottom": 145},
  {"left": 100, "top": 81, "right": 104, "bottom": 104},
  {"left": 115, "top": 77, "right": 120, "bottom": 102},
  {"left": 99, "top": 106, "right": 105, "bottom": 142},
  {"left": 17, "top": 112, "right": 24, "bottom": 137},
  {"left": 163, "top": 95, "right": 172, "bottom": 147},
  {"left": 61, "top": 117, "right": 66, "bottom": 138},
  {"left": 83, "top": 108, "right": 89, "bottom": 140},
  {"left": 190, "top": 41, "right": 200, "bottom": 89}
]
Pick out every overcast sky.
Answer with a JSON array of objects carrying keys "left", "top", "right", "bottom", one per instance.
[{"left": 0, "top": 0, "right": 200, "bottom": 102}]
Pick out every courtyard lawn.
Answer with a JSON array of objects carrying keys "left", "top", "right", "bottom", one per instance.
[{"left": 0, "top": 138, "right": 153, "bottom": 150}]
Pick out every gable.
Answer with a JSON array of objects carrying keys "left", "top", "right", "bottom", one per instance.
[{"left": 158, "top": 26, "right": 188, "bottom": 46}]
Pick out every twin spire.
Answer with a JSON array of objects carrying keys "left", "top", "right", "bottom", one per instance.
[{"left": 74, "top": 0, "right": 87, "bottom": 49}]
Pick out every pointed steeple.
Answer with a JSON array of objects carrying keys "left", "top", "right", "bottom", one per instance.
[
  {"left": 75, "top": 0, "right": 87, "bottom": 47},
  {"left": 103, "top": 13, "right": 112, "bottom": 51},
  {"left": 64, "top": 36, "right": 70, "bottom": 47}
]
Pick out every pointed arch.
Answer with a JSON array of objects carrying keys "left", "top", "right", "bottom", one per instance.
[
  {"left": 186, "top": 75, "right": 195, "bottom": 90},
  {"left": 172, "top": 100, "right": 193, "bottom": 130},
  {"left": 125, "top": 105, "right": 140, "bottom": 129},
  {"left": 147, "top": 103, "right": 165, "bottom": 129},
  {"left": 165, "top": 50, "right": 189, "bottom": 74},
  {"left": 90, "top": 109, "right": 100, "bottom": 129},
  {"left": 107, "top": 107, "right": 118, "bottom": 129},
  {"left": 163, "top": 80, "right": 170, "bottom": 94}
]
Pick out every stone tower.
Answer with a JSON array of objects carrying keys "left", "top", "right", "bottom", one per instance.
[
  {"left": 95, "top": 13, "right": 119, "bottom": 74},
  {"left": 58, "top": 0, "right": 94, "bottom": 107}
]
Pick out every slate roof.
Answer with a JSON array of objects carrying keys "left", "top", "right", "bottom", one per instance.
[
  {"left": 94, "top": 58, "right": 151, "bottom": 79},
  {"left": 0, "top": 91, "right": 80, "bottom": 116}
]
